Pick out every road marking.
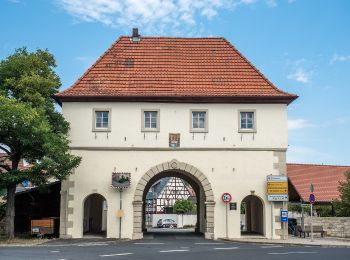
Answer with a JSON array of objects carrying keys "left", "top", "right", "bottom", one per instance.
[
  {"left": 261, "top": 245, "right": 283, "bottom": 248},
  {"left": 268, "top": 252, "right": 317, "bottom": 255},
  {"left": 50, "top": 250, "right": 60, "bottom": 253},
  {"left": 134, "top": 242, "right": 164, "bottom": 245},
  {"left": 214, "top": 247, "right": 239, "bottom": 250},
  {"left": 100, "top": 253, "right": 133, "bottom": 257},
  {"left": 159, "top": 249, "right": 189, "bottom": 253},
  {"left": 77, "top": 242, "right": 109, "bottom": 247},
  {"left": 195, "top": 242, "right": 224, "bottom": 245}
]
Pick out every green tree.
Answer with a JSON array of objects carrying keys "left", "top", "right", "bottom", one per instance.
[
  {"left": 0, "top": 48, "right": 81, "bottom": 239},
  {"left": 335, "top": 171, "right": 350, "bottom": 217},
  {"left": 173, "top": 199, "right": 195, "bottom": 228}
]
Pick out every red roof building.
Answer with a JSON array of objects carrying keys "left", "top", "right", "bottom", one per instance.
[
  {"left": 55, "top": 36, "right": 297, "bottom": 104},
  {"left": 287, "top": 163, "right": 350, "bottom": 203}
]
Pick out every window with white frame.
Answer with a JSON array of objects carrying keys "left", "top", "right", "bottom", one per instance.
[
  {"left": 93, "top": 109, "right": 111, "bottom": 131},
  {"left": 240, "top": 111, "right": 255, "bottom": 131},
  {"left": 191, "top": 110, "right": 208, "bottom": 132},
  {"left": 142, "top": 110, "right": 159, "bottom": 131}
]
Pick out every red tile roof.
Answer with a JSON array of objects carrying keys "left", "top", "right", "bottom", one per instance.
[
  {"left": 0, "top": 153, "right": 28, "bottom": 171},
  {"left": 287, "top": 163, "right": 350, "bottom": 203},
  {"left": 55, "top": 37, "right": 297, "bottom": 104}
]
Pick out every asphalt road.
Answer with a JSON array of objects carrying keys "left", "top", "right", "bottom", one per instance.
[{"left": 1, "top": 232, "right": 349, "bottom": 260}]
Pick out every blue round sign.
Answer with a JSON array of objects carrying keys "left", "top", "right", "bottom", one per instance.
[{"left": 309, "top": 193, "right": 315, "bottom": 204}]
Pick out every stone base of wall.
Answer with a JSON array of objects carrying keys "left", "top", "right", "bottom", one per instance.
[
  {"left": 303, "top": 217, "right": 350, "bottom": 238},
  {"left": 205, "top": 232, "right": 214, "bottom": 239}
]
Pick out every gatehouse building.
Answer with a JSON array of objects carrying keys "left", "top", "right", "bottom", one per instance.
[{"left": 55, "top": 29, "right": 298, "bottom": 240}]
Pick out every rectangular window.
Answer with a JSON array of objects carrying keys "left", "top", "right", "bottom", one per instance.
[
  {"left": 93, "top": 109, "right": 111, "bottom": 132},
  {"left": 190, "top": 110, "right": 208, "bottom": 132},
  {"left": 142, "top": 109, "right": 160, "bottom": 132},
  {"left": 144, "top": 111, "right": 157, "bottom": 129},
  {"left": 239, "top": 111, "right": 256, "bottom": 132},
  {"left": 95, "top": 111, "right": 109, "bottom": 128}
]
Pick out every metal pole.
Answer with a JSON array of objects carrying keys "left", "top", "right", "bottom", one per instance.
[
  {"left": 282, "top": 201, "right": 285, "bottom": 240},
  {"left": 225, "top": 203, "right": 228, "bottom": 238},
  {"left": 119, "top": 189, "right": 122, "bottom": 239},
  {"left": 301, "top": 201, "right": 304, "bottom": 232},
  {"left": 271, "top": 202, "right": 274, "bottom": 239},
  {"left": 310, "top": 203, "right": 313, "bottom": 242}
]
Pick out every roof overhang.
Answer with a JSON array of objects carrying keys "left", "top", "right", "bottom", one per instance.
[{"left": 54, "top": 94, "right": 298, "bottom": 107}]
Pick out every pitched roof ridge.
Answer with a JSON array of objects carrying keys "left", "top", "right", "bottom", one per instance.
[
  {"left": 57, "top": 36, "right": 123, "bottom": 96},
  {"left": 287, "top": 163, "right": 350, "bottom": 168},
  {"left": 221, "top": 38, "right": 298, "bottom": 100},
  {"left": 119, "top": 36, "right": 226, "bottom": 40}
]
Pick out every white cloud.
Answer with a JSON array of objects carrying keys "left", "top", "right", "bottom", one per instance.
[
  {"left": 266, "top": 0, "right": 277, "bottom": 7},
  {"left": 58, "top": 0, "right": 248, "bottom": 35},
  {"left": 288, "top": 119, "right": 314, "bottom": 130},
  {"left": 335, "top": 116, "right": 349, "bottom": 125},
  {"left": 330, "top": 54, "right": 350, "bottom": 64},
  {"left": 57, "top": 0, "right": 288, "bottom": 35},
  {"left": 287, "top": 68, "right": 311, "bottom": 83},
  {"left": 287, "top": 145, "right": 333, "bottom": 164}
]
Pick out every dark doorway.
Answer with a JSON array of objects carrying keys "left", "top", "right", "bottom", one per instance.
[
  {"left": 83, "top": 193, "right": 107, "bottom": 237},
  {"left": 241, "top": 195, "right": 264, "bottom": 236}
]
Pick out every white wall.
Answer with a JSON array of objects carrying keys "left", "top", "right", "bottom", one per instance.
[
  {"left": 150, "top": 214, "right": 197, "bottom": 228},
  {"left": 64, "top": 149, "right": 283, "bottom": 239},
  {"left": 61, "top": 101, "right": 287, "bottom": 239},
  {"left": 62, "top": 102, "right": 288, "bottom": 149}
]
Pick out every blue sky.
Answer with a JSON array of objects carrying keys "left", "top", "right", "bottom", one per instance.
[{"left": 1, "top": 0, "right": 350, "bottom": 165}]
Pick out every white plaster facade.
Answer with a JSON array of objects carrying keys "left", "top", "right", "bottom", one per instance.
[{"left": 59, "top": 102, "right": 288, "bottom": 239}]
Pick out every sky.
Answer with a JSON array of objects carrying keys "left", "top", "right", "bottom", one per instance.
[{"left": 1, "top": 0, "right": 350, "bottom": 165}]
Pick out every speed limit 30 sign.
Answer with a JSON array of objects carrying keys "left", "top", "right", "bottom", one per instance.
[{"left": 222, "top": 193, "right": 232, "bottom": 203}]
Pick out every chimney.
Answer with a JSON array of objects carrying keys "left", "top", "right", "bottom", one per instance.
[{"left": 131, "top": 28, "right": 140, "bottom": 42}]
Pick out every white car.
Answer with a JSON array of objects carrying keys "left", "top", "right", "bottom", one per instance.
[{"left": 157, "top": 218, "right": 177, "bottom": 228}]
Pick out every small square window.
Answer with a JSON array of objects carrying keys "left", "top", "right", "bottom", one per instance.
[
  {"left": 239, "top": 111, "right": 256, "bottom": 132},
  {"left": 93, "top": 109, "right": 111, "bottom": 132},
  {"left": 142, "top": 110, "right": 159, "bottom": 132},
  {"left": 190, "top": 110, "right": 208, "bottom": 132}
]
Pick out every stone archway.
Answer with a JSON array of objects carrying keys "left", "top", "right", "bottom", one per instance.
[
  {"left": 133, "top": 159, "right": 215, "bottom": 239},
  {"left": 83, "top": 193, "right": 107, "bottom": 237},
  {"left": 241, "top": 195, "right": 264, "bottom": 236}
]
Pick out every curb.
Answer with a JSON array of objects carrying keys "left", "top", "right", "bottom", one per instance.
[
  {"left": 0, "top": 238, "right": 130, "bottom": 247},
  {"left": 218, "top": 238, "right": 350, "bottom": 248}
]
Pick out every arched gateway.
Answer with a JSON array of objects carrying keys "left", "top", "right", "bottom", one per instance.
[{"left": 132, "top": 160, "right": 215, "bottom": 239}]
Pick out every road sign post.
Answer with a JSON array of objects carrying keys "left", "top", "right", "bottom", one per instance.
[
  {"left": 267, "top": 175, "right": 288, "bottom": 239},
  {"left": 222, "top": 193, "right": 232, "bottom": 239},
  {"left": 309, "top": 184, "right": 315, "bottom": 242}
]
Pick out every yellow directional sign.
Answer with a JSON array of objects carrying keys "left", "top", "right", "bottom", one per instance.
[
  {"left": 267, "top": 188, "right": 288, "bottom": 194},
  {"left": 267, "top": 182, "right": 288, "bottom": 188},
  {"left": 267, "top": 181, "right": 288, "bottom": 195},
  {"left": 266, "top": 175, "right": 289, "bottom": 201}
]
